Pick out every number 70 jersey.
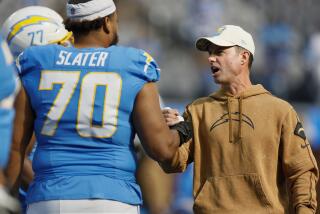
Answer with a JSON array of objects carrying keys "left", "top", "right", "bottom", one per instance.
[{"left": 16, "top": 44, "right": 160, "bottom": 205}]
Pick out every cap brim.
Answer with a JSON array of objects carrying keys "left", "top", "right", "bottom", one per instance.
[{"left": 195, "top": 37, "right": 235, "bottom": 51}]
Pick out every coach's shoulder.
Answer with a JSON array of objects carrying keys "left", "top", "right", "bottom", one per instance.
[
  {"left": 189, "top": 96, "right": 213, "bottom": 107},
  {"left": 266, "top": 92, "right": 293, "bottom": 110}
]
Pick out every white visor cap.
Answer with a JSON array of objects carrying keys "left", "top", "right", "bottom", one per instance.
[{"left": 196, "top": 25, "right": 255, "bottom": 56}]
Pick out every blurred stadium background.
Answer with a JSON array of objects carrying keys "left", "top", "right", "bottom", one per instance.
[{"left": 1, "top": 0, "right": 319, "bottom": 213}]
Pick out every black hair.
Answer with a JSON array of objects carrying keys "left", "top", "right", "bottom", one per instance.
[{"left": 65, "top": 0, "right": 115, "bottom": 39}]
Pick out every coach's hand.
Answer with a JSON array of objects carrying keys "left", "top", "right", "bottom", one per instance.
[{"left": 162, "top": 107, "right": 183, "bottom": 126}]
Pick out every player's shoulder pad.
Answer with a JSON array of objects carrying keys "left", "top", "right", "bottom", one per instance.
[
  {"left": 118, "top": 46, "right": 160, "bottom": 82},
  {"left": 0, "top": 40, "right": 17, "bottom": 100},
  {"left": 15, "top": 45, "right": 52, "bottom": 76},
  {"left": 15, "top": 46, "right": 35, "bottom": 75},
  {"left": 0, "top": 39, "right": 14, "bottom": 67},
  {"left": 138, "top": 49, "right": 160, "bottom": 82}
]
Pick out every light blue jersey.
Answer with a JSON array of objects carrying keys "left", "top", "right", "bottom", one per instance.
[
  {"left": 0, "top": 38, "right": 17, "bottom": 168},
  {"left": 16, "top": 44, "right": 160, "bottom": 205}
]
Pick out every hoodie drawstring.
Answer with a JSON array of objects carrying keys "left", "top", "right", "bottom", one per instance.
[
  {"left": 227, "top": 96, "right": 243, "bottom": 143},
  {"left": 238, "top": 96, "right": 243, "bottom": 142},
  {"left": 227, "top": 97, "right": 233, "bottom": 143}
]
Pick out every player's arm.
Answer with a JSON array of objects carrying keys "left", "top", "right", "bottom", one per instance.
[
  {"left": 20, "top": 158, "right": 34, "bottom": 191},
  {"left": 159, "top": 107, "right": 194, "bottom": 173},
  {"left": 5, "top": 85, "right": 34, "bottom": 195},
  {"left": 20, "top": 134, "right": 36, "bottom": 191},
  {"left": 133, "top": 82, "right": 181, "bottom": 163}
]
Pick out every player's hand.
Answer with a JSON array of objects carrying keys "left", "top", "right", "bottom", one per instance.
[
  {"left": 162, "top": 107, "right": 183, "bottom": 126},
  {"left": 0, "top": 187, "right": 21, "bottom": 214}
]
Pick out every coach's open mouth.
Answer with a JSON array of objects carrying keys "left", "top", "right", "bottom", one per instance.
[{"left": 211, "top": 66, "right": 219, "bottom": 73}]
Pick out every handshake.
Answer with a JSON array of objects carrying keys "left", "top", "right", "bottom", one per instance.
[
  {"left": 161, "top": 107, "right": 184, "bottom": 126},
  {"left": 162, "top": 107, "right": 193, "bottom": 146}
]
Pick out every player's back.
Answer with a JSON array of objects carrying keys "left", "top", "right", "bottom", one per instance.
[{"left": 17, "top": 44, "right": 160, "bottom": 205}]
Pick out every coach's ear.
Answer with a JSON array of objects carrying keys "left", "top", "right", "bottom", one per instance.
[{"left": 240, "top": 49, "right": 250, "bottom": 67}]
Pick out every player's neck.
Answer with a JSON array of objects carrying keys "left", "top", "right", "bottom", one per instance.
[{"left": 74, "top": 32, "right": 112, "bottom": 49}]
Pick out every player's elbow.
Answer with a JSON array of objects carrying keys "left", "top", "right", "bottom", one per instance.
[
  {"left": 152, "top": 145, "right": 176, "bottom": 163},
  {"left": 143, "top": 136, "right": 178, "bottom": 163},
  {"left": 159, "top": 161, "right": 185, "bottom": 174}
]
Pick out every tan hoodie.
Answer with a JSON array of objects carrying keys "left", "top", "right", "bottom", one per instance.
[{"left": 161, "top": 84, "right": 319, "bottom": 214}]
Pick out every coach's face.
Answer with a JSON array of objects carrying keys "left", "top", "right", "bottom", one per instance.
[{"left": 207, "top": 44, "right": 242, "bottom": 85}]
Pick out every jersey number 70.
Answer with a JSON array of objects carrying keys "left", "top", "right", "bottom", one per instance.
[{"left": 39, "top": 71, "right": 122, "bottom": 138}]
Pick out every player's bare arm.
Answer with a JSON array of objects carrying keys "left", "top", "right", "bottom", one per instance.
[
  {"left": 133, "top": 82, "right": 180, "bottom": 163},
  {"left": 5, "top": 85, "right": 34, "bottom": 195},
  {"left": 20, "top": 134, "right": 36, "bottom": 191}
]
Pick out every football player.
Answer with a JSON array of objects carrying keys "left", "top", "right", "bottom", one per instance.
[
  {"left": 2, "top": 6, "right": 73, "bottom": 58},
  {"left": 0, "top": 37, "right": 20, "bottom": 214},
  {"left": 7, "top": 0, "right": 182, "bottom": 213},
  {"left": 2, "top": 6, "right": 73, "bottom": 213}
]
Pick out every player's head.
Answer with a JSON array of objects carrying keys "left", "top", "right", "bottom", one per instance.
[
  {"left": 65, "top": 0, "right": 118, "bottom": 47},
  {"left": 1, "top": 6, "right": 73, "bottom": 58}
]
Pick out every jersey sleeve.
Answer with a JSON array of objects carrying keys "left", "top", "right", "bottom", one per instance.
[
  {"left": 0, "top": 39, "right": 16, "bottom": 168},
  {"left": 0, "top": 107, "right": 15, "bottom": 168},
  {"left": 15, "top": 47, "right": 39, "bottom": 77},
  {"left": 0, "top": 39, "right": 17, "bottom": 100},
  {"left": 129, "top": 49, "right": 160, "bottom": 83}
]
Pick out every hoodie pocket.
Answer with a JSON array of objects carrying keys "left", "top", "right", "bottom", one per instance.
[{"left": 194, "top": 173, "right": 271, "bottom": 213}]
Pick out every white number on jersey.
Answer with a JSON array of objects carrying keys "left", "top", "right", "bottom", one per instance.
[{"left": 39, "top": 71, "right": 122, "bottom": 138}]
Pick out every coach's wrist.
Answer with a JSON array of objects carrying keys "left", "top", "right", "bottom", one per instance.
[
  {"left": 169, "top": 121, "right": 193, "bottom": 146},
  {"left": 295, "top": 206, "right": 315, "bottom": 214}
]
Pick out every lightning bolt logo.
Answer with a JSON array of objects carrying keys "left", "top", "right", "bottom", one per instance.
[
  {"left": 143, "top": 52, "right": 153, "bottom": 73},
  {"left": 210, "top": 112, "right": 254, "bottom": 132},
  {"left": 294, "top": 121, "right": 306, "bottom": 140},
  {"left": 217, "top": 26, "right": 226, "bottom": 34},
  {"left": 7, "top": 15, "right": 51, "bottom": 44}
]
